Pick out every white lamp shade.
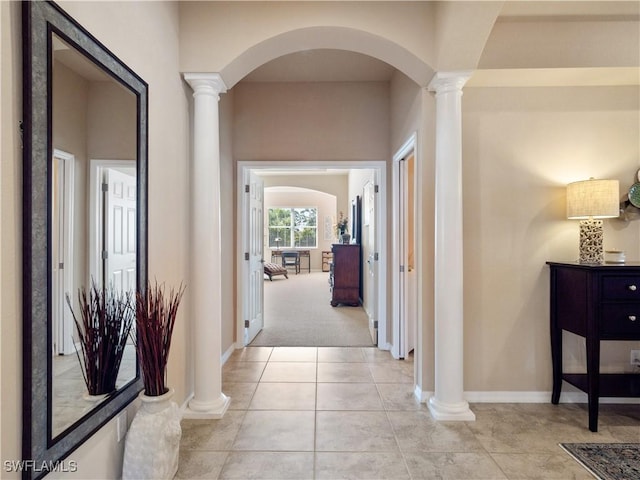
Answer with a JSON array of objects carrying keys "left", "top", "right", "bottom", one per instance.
[{"left": 566, "top": 179, "right": 619, "bottom": 219}]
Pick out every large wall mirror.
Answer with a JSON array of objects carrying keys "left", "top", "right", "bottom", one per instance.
[{"left": 22, "top": 2, "right": 147, "bottom": 477}]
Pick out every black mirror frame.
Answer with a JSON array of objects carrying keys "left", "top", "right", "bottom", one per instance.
[{"left": 22, "top": 2, "right": 147, "bottom": 478}]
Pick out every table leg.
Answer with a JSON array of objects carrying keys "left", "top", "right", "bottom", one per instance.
[
  {"left": 586, "top": 334, "right": 600, "bottom": 432},
  {"left": 550, "top": 278, "right": 562, "bottom": 405}
]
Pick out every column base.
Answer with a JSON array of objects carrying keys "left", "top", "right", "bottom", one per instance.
[
  {"left": 183, "top": 393, "right": 230, "bottom": 419},
  {"left": 428, "top": 396, "right": 476, "bottom": 421}
]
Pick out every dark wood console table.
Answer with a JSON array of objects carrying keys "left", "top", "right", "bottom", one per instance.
[{"left": 547, "top": 261, "right": 640, "bottom": 431}]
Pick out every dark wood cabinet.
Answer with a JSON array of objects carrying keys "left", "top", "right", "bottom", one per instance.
[
  {"left": 547, "top": 261, "right": 640, "bottom": 432},
  {"left": 330, "top": 244, "right": 360, "bottom": 306}
]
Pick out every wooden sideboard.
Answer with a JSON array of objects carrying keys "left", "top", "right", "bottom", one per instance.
[
  {"left": 322, "top": 251, "right": 333, "bottom": 272},
  {"left": 330, "top": 244, "right": 360, "bottom": 306},
  {"left": 547, "top": 261, "right": 640, "bottom": 431}
]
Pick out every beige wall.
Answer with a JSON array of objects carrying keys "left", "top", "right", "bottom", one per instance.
[
  {"left": 389, "top": 70, "right": 436, "bottom": 392},
  {"left": 52, "top": 62, "right": 89, "bottom": 301},
  {"left": 1, "top": 0, "right": 23, "bottom": 474},
  {"left": 2, "top": 1, "right": 190, "bottom": 477},
  {"left": 262, "top": 174, "right": 349, "bottom": 214},
  {"left": 179, "top": 1, "right": 435, "bottom": 86},
  {"left": 462, "top": 85, "right": 640, "bottom": 392},
  {"left": 233, "top": 81, "right": 390, "bottom": 162},
  {"left": 87, "top": 82, "right": 137, "bottom": 160},
  {"left": 3, "top": 1, "right": 640, "bottom": 479}
]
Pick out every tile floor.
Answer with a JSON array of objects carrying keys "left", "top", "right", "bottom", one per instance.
[{"left": 176, "top": 347, "right": 639, "bottom": 479}]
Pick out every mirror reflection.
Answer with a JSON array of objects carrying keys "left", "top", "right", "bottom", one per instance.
[{"left": 51, "top": 33, "right": 137, "bottom": 437}]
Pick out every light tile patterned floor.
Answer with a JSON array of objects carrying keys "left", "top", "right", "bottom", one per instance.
[{"left": 177, "top": 347, "right": 640, "bottom": 479}]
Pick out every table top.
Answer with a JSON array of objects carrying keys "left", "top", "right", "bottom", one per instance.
[{"left": 547, "top": 261, "right": 640, "bottom": 268}]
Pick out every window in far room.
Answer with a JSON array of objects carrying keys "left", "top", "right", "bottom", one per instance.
[{"left": 268, "top": 207, "right": 317, "bottom": 248}]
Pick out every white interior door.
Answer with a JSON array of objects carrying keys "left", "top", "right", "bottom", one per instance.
[
  {"left": 363, "top": 181, "right": 378, "bottom": 344},
  {"left": 243, "top": 170, "right": 264, "bottom": 345},
  {"left": 104, "top": 168, "right": 137, "bottom": 293}
]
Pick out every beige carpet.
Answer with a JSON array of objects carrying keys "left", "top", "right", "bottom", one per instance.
[{"left": 250, "top": 271, "right": 374, "bottom": 347}]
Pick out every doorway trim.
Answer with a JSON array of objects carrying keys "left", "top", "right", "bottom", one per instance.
[
  {"left": 236, "top": 160, "right": 388, "bottom": 350},
  {"left": 52, "top": 149, "right": 75, "bottom": 355},
  {"left": 391, "top": 133, "right": 418, "bottom": 360}
]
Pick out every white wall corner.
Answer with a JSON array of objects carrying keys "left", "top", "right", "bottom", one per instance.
[{"left": 415, "top": 386, "right": 433, "bottom": 404}]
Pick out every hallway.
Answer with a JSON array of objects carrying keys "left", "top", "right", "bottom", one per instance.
[
  {"left": 251, "top": 272, "right": 373, "bottom": 347},
  {"left": 176, "top": 347, "right": 637, "bottom": 479}
]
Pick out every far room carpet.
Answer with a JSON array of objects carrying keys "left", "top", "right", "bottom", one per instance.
[
  {"left": 560, "top": 443, "right": 640, "bottom": 480},
  {"left": 250, "top": 271, "right": 374, "bottom": 347}
]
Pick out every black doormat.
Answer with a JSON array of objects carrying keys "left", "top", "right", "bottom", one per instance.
[{"left": 560, "top": 443, "right": 640, "bottom": 480}]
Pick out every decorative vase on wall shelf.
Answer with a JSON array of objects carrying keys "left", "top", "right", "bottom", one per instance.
[{"left": 122, "top": 388, "right": 181, "bottom": 480}]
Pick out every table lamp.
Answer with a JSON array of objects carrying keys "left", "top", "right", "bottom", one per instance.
[
  {"left": 566, "top": 178, "right": 619, "bottom": 264},
  {"left": 274, "top": 237, "right": 281, "bottom": 250}
]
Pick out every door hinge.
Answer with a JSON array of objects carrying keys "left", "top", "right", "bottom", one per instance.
[
  {"left": 245, "top": 184, "right": 250, "bottom": 193},
  {"left": 373, "top": 320, "right": 378, "bottom": 328},
  {"left": 102, "top": 182, "right": 108, "bottom": 192},
  {"left": 59, "top": 262, "right": 64, "bottom": 269},
  {"left": 245, "top": 252, "right": 250, "bottom": 261},
  {"left": 244, "top": 320, "right": 250, "bottom": 328},
  {"left": 400, "top": 265, "right": 405, "bottom": 273},
  {"left": 374, "top": 252, "right": 379, "bottom": 261},
  {"left": 374, "top": 184, "right": 379, "bottom": 193},
  {"left": 102, "top": 251, "right": 108, "bottom": 260}
]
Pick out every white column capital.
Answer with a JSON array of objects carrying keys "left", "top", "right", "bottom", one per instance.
[
  {"left": 183, "top": 72, "right": 228, "bottom": 97},
  {"left": 428, "top": 71, "right": 473, "bottom": 94}
]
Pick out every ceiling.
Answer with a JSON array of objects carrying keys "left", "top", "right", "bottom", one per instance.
[{"left": 241, "top": 1, "right": 639, "bottom": 85}]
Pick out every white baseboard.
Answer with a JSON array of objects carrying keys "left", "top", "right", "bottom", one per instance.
[
  {"left": 222, "top": 343, "right": 236, "bottom": 365},
  {"left": 412, "top": 390, "right": 640, "bottom": 404},
  {"left": 179, "top": 392, "right": 195, "bottom": 415},
  {"left": 465, "top": 391, "right": 551, "bottom": 403},
  {"left": 414, "top": 386, "right": 433, "bottom": 403}
]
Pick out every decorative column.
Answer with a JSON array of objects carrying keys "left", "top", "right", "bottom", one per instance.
[
  {"left": 182, "top": 73, "right": 230, "bottom": 419},
  {"left": 427, "top": 71, "right": 475, "bottom": 421}
]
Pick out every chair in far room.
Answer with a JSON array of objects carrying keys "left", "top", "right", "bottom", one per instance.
[{"left": 281, "top": 251, "right": 300, "bottom": 274}]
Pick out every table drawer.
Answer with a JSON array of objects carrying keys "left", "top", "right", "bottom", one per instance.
[
  {"left": 602, "top": 275, "right": 640, "bottom": 300},
  {"left": 601, "top": 305, "right": 640, "bottom": 336}
]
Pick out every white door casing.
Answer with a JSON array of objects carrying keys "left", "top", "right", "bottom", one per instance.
[
  {"left": 392, "top": 133, "right": 418, "bottom": 360},
  {"left": 52, "top": 149, "right": 75, "bottom": 355},
  {"left": 236, "top": 161, "right": 387, "bottom": 350},
  {"left": 404, "top": 153, "right": 417, "bottom": 356}
]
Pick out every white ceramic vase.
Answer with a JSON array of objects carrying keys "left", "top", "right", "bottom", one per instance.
[{"left": 122, "top": 388, "right": 182, "bottom": 480}]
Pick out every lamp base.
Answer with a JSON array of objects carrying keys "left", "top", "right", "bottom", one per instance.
[{"left": 578, "top": 219, "right": 604, "bottom": 264}]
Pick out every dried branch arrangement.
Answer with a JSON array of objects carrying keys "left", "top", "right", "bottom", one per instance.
[
  {"left": 134, "top": 281, "right": 186, "bottom": 397},
  {"left": 66, "top": 282, "right": 135, "bottom": 396}
]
